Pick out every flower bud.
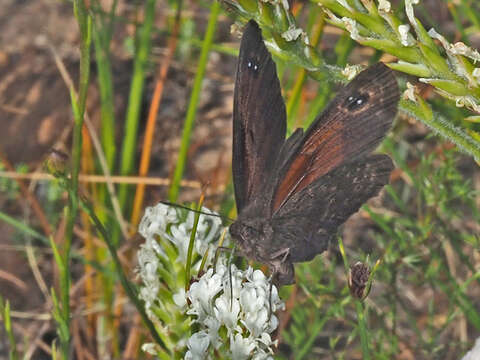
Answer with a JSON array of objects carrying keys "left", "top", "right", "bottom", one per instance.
[
  {"left": 45, "top": 149, "right": 69, "bottom": 177},
  {"left": 348, "top": 261, "right": 371, "bottom": 300}
]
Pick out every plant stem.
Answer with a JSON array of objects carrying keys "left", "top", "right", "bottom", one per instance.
[
  {"left": 168, "top": 1, "right": 221, "bottom": 202},
  {"left": 58, "top": 0, "right": 91, "bottom": 357},
  {"left": 118, "top": 0, "right": 158, "bottom": 221}
]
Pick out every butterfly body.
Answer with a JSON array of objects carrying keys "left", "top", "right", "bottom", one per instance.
[{"left": 231, "top": 20, "right": 399, "bottom": 285}]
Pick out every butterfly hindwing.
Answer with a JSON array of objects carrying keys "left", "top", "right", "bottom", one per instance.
[
  {"left": 272, "top": 154, "right": 393, "bottom": 262},
  {"left": 233, "top": 20, "right": 287, "bottom": 213},
  {"left": 272, "top": 63, "right": 399, "bottom": 212}
]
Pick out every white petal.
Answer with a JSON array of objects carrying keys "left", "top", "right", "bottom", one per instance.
[
  {"left": 186, "top": 331, "right": 210, "bottom": 359},
  {"left": 462, "top": 337, "right": 480, "bottom": 360},
  {"left": 173, "top": 288, "right": 187, "bottom": 308},
  {"left": 378, "top": 0, "right": 391, "bottom": 12},
  {"left": 214, "top": 295, "right": 240, "bottom": 331},
  {"left": 230, "top": 333, "right": 256, "bottom": 360}
]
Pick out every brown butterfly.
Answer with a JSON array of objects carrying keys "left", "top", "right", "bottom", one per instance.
[{"left": 229, "top": 20, "right": 399, "bottom": 285}]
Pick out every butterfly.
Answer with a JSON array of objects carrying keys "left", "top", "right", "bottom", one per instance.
[{"left": 229, "top": 20, "right": 399, "bottom": 286}]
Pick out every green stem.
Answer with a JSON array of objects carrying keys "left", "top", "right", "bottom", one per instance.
[
  {"left": 118, "top": 0, "right": 157, "bottom": 215},
  {"left": 0, "top": 211, "right": 49, "bottom": 244},
  {"left": 80, "top": 197, "right": 166, "bottom": 349},
  {"left": 0, "top": 298, "right": 18, "bottom": 360},
  {"left": 168, "top": 1, "right": 221, "bottom": 202},
  {"left": 59, "top": 0, "right": 91, "bottom": 357},
  {"left": 400, "top": 99, "right": 480, "bottom": 161},
  {"left": 93, "top": 23, "right": 116, "bottom": 173},
  {"left": 185, "top": 197, "right": 204, "bottom": 290},
  {"left": 356, "top": 300, "right": 371, "bottom": 359}
]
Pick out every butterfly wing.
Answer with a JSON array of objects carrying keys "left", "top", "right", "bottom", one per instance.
[
  {"left": 272, "top": 154, "right": 393, "bottom": 262},
  {"left": 272, "top": 63, "right": 399, "bottom": 212},
  {"left": 233, "top": 20, "right": 287, "bottom": 212}
]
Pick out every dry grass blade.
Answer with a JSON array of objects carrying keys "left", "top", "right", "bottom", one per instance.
[{"left": 131, "top": 3, "right": 184, "bottom": 227}]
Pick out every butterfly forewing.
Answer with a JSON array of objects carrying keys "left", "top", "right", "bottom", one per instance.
[
  {"left": 233, "top": 20, "right": 287, "bottom": 213},
  {"left": 272, "top": 63, "right": 399, "bottom": 212}
]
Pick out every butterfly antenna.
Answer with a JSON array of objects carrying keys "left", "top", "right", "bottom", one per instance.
[
  {"left": 213, "top": 245, "right": 233, "bottom": 273},
  {"left": 268, "top": 274, "right": 274, "bottom": 321},
  {"left": 159, "top": 200, "right": 236, "bottom": 223},
  {"left": 160, "top": 201, "right": 262, "bottom": 235},
  {"left": 227, "top": 245, "right": 236, "bottom": 311}
]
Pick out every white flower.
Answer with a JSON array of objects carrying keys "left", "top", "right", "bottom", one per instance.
[
  {"left": 257, "top": 332, "right": 275, "bottom": 348},
  {"left": 342, "top": 17, "right": 361, "bottom": 41},
  {"left": 184, "top": 264, "right": 284, "bottom": 358},
  {"left": 204, "top": 316, "right": 222, "bottom": 349},
  {"left": 138, "top": 203, "right": 283, "bottom": 358},
  {"left": 242, "top": 307, "right": 269, "bottom": 338},
  {"left": 342, "top": 64, "right": 362, "bottom": 80},
  {"left": 398, "top": 24, "right": 414, "bottom": 46},
  {"left": 142, "top": 342, "right": 164, "bottom": 355},
  {"left": 405, "top": 0, "right": 420, "bottom": 29},
  {"left": 281, "top": 25, "right": 304, "bottom": 42},
  {"left": 230, "top": 334, "right": 256, "bottom": 360},
  {"left": 378, "top": 0, "right": 391, "bottom": 12},
  {"left": 403, "top": 82, "right": 417, "bottom": 102},
  {"left": 473, "top": 68, "right": 480, "bottom": 80},
  {"left": 252, "top": 347, "right": 274, "bottom": 360},
  {"left": 170, "top": 222, "right": 191, "bottom": 262},
  {"left": 221, "top": 263, "right": 244, "bottom": 299},
  {"left": 240, "top": 285, "right": 266, "bottom": 314},
  {"left": 137, "top": 203, "right": 228, "bottom": 356},
  {"left": 173, "top": 288, "right": 187, "bottom": 308},
  {"left": 185, "top": 331, "right": 210, "bottom": 360},
  {"left": 139, "top": 203, "right": 223, "bottom": 265},
  {"left": 454, "top": 96, "right": 480, "bottom": 112},
  {"left": 462, "top": 337, "right": 480, "bottom": 360},
  {"left": 139, "top": 203, "right": 177, "bottom": 241},
  {"left": 187, "top": 268, "right": 223, "bottom": 321},
  {"left": 214, "top": 295, "right": 241, "bottom": 333},
  {"left": 428, "top": 28, "right": 480, "bottom": 63},
  {"left": 136, "top": 244, "right": 160, "bottom": 312}
]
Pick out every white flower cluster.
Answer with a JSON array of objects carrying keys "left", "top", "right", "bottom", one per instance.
[
  {"left": 137, "top": 203, "right": 285, "bottom": 358},
  {"left": 137, "top": 202, "right": 224, "bottom": 324},
  {"left": 183, "top": 264, "right": 285, "bottom": 360},
  {"left": 139, "top": 203, "right": 223, "bottom": 263}
]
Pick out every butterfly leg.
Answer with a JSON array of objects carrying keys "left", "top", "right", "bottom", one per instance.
[
  {"left": 270, "top": 248, "right": 295, "bottom": 286},
  {"left": 213, "top": 245, "right": 235, "bottom": 275},
  {"left": 270, "top": 247, "right": 290, "bottom": 263}
]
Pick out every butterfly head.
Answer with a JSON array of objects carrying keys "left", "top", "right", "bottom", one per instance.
[
  {"left": 229, "top": 217, "right": 296, "bottom": 286},
  {"left": 229, "top": 219, "right": 262, "bottom": 259}
]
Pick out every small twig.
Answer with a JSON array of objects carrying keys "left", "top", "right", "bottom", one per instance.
[
  {"left": 0, "top": 171, "right": 205, "bottom": 188},
  {"left": 0, "top": 270, "right": 28, "bottom": 291},
  {"left": 25, "top": 243, "right": 50, "bottom": 303},
  {"left": 23, "top": 321, "right": 52, "bottom": 359}
]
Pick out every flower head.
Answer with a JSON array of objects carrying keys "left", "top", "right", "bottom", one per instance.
[
  {"left": 137, "top": 203, "right": 284, "bottom": 359},
  {"left": 184, "top": 263, "right": 284, "bottom": 359}
]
